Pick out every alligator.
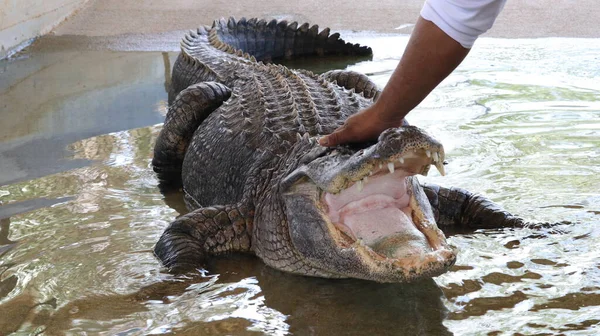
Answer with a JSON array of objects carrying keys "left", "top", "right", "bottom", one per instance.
[{"left": 152, "top": 17, "right": 527, "bottom": 283}]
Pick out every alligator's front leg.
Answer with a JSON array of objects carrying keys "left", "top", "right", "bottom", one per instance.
[
  {"left": 320, "top": 70, "right": 381, "bottom": 100},
  {"left": 422, "top": 183, "right": 525, "bottom": 231},
  {"left": 154, "top": 204, "right": 253, "bottom": 271}
]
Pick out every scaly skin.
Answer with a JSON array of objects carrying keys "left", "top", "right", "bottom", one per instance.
[{"left": 152, "top": 17, "right": 532, "bottom": 283}]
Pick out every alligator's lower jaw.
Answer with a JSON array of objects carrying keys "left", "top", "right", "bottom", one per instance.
[
  {"left": 322, "top": 170, "right": 452, "bottom": 274},
  {"left": 330, "top": 196, "right": 431, "bottom": 257}
]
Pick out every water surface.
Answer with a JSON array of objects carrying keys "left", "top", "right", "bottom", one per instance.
[{"left": 0, "top": 35, "right": 599, "bottom": 335}]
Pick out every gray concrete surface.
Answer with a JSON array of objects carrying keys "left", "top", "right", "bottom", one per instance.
[{"left": 53, "top": 0, "right": 599, "bottom": 38}]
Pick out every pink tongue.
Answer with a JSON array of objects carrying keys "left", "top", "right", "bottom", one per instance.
[{"left": 343, "top": 208, "right": 430, "bottom": 257}]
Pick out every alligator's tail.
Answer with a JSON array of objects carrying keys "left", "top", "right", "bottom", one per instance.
[
  {"left": 169, "top": 17, "right": 373, "bottom": 103},
  {"left": 203, "top": 17, "right": 373, "bottom": 63}
]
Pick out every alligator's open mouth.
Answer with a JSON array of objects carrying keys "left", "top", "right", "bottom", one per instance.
[
  {"left": 319, "top": 147, "right": 454, "bottom": 275},
  {"left": 283, "top": 127, "right": 456, "bottom": 281}
]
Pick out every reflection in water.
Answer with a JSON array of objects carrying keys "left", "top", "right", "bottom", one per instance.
[
  {"left": 0, "top": 217, "right": 56, "bottom": 334},
  {"left": 0, "top": 217, "right": 17, "bottom": 246},
  {"left": 0, "top": 35, "right": 598, "bottom": 334},
  {"left": 0, "top": 218, "right": 18, "bottom": 304},
  {"left": 0, "top": 295, "right": 40, "bottom": 334},
  {"left": 253, "top": 267, "right": 450, "bottom": 335},
  {"left": 17, "top": 256, "right": 449, "bottom": 335},
  {"left": 162, "top": 52, "right": 172, "bottom": 93},
  {"left": 0, "top": 47, "right": 173, "bottom": 186}
]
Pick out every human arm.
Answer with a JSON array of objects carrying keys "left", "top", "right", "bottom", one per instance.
[
  {"left": 319, "top": 16, "right": 469, "bottom": 146},
  {"left": 319, "top": 0, "right": 507, "bottom": 147}
]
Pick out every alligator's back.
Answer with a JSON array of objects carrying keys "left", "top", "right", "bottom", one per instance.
[{"left": 154, "top": 18, "right": 377, "bottom": 207}]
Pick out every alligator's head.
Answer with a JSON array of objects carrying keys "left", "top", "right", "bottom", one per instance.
[{"left": 280, "top": 126, "right": 456, "bottom": 282}]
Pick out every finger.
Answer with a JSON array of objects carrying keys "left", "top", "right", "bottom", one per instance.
[
  {"left": 318, "top": 136, "right": 331, "bottom": 146},
  {"left": 319, "top": 133, "right": 336, "bottom": 147},
  {"left": 319, "top": 127, "right": 350, "bottom": 147},
  {"left": 319, "top": 122, "right": 347, "bottom": 147}
]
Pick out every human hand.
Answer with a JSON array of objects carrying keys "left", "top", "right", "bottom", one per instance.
[{"left": 318, "top": 105, "right": 405, "bottom": 147}]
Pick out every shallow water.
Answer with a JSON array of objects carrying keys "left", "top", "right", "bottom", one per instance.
[{"left": 0, "top": 34, "right": 599, "bottom": 335}]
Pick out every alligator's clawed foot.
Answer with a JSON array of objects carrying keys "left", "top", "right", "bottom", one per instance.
[
  {"left": 154, "top": 204, "right": 253, "bottom": 273},
  {"left": 154, "top": 231, "right": 206, "bottom": 272}
]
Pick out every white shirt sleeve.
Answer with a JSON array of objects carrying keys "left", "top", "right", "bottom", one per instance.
[{"left": 420, "top": 0, "right": 507, "bottom": 48}]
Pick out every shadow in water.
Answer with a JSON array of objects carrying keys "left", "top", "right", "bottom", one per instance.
[
  {"left": 212, "top": 256, "right": 451, "bottom": 336},
  {"left": 161, "top": 189, "right": 189, "bottom": 216}
]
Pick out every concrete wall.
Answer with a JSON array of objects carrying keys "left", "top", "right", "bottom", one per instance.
[{"left": 0, "top": 0, "right": 89, "bottom": 58}]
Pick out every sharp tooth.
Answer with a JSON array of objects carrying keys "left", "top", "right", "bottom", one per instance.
[
  {"left": 426, "top": 150, "right": 431, "bottom": 158},
  {"left": 435, "top": 161, "right": 446, "bottom": 176},
  {"left": 379, "top": 163, "right": 383, "bottom": 169},
  {"left": 357, "top": 180, "right": 364, "bottom": 192},
  {"left": 387, "top": 162, "right": 395, "bottom": 174},
  {"left": 363, "top": 176, "right": 368, "bottom": 184},
  {"left": 432, "top": 152, "right": 439, "bottom": 162},
  {"left": 398, "top": 157, "right": 405, "bottom": 164},
  {"left": 369, "top": 171, "right": 374, "bottom": 176}
]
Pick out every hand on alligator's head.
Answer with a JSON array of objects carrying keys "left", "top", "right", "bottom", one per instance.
[
  {"left": 319, "top": 105, "right": 410, "bottom": 147},
  {"left": 318, "top": 104, "right": 403, "bottom": 147},
  {"left": 282, "top": 125, "right": 454, "bottom": 283}
]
